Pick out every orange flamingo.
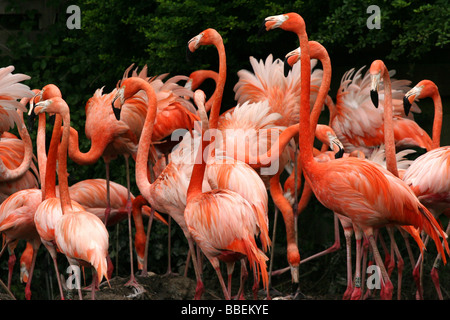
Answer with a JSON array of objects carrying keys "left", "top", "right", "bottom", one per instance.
[
  {"left": 32, "top": 84, "right": 86, "bottom": 300},
  {"left": 402, "top": 80, "right": 449, "bottom": 299},
  {"left": 0, "top": 79, "right": 39, "bottom": 202},
  {"left": 284, "top": 45, "right": 419, "bottom": 299},
  {"left": 0, "top": 188, "right": 41, "bottom": 299},
  {"left": 331, "top": 61, "right": 431, "bottom": 157},
  {"left": 184, "top": 89, "right": 269, "bottom": 300},
  {"left": 114, "top": 76, "right": 210, "bottom": 299},
  {"left": 261, "top": 11, "right": 449, "bottom": 300},
  {"left": 187, "top": 28, "right": 303, "bottom": 297},
  {"left": 34, "top": 96, "right": 110, "bottom": 300},
  {"left": 185, "top": 69, "right": 219, "bottom": 112}
]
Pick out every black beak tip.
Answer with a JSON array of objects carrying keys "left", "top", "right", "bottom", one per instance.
[
  {"left": 335, "top": 147, "right": 345, "bottom": 159},
  {"left": 258, "top": 21, "right": 267, "bottom": 37},
  {"left": 370, "top": 90, "right": 379, "bottom": 108},
  {"left": 186, "top": 45, "right": 193, "bottom": 63},
  {"left": 283, "top": 58, "right": 291, "bottom": 77},
  {"left": 112, "top": 100, "right": 121, "bottom": 121},
  {"left": 403, "top": 96, "right": 411, "bottom": 117}
]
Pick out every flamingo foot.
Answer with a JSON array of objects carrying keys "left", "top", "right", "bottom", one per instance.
[
  {"left": 380, "top": 281, "right": 393, "bottom": 300},
  {"left": 124, "top": 277, "right": 145, "bottom": 296},
  {"left": 350, "top": 287, "right": 362, "bottom": 300},
  {"left": 291, "top": 282, "right": 306, "bottom": 300},
  {"left": 25, "top": 286, "right": 32, "bottom": 300},
  {"left": 412, "top": 265, "right": 423, "bottom": 300},
  {"left": 342, "top": 285, "right": 353, "bottom": 300},
  {"left": 194, "top": 280, "right": 204, "bottom": 300}
]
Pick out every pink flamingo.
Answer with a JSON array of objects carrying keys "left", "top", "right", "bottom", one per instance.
[
  {"left": 187, "top": 28, "right": 301, "bottom": 297},
  {"left": 331, "top": 62, "right": 431, "bottom": 157},
  {"left": 184, "top": 89, "right": 270, "bottom": 300},
  {"left": 402, "top": 80, "right": 449, "bottom": 299},
  {"left": 34, "top": 96, "right": 110, "bottom": 300},
  {"left": 185, "top": 69, "right": 219, "bottom": 112},
  {"left": 261, "top": 11, "right": 449, "bottom": 300}
]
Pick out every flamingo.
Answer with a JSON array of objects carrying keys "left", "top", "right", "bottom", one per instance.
[
  {"left": 184, "top": 89, "right": 269, "bottom": 300},
  {"left": 402, "top": 80, "right": 449, "bottom": 299},
  {"left": 115, "top": 64, "right": 272, "bottom": 299},
  {"left": 185, "top": 69, "right": 219, "bottom": 112},
  {"left": 114, "top": 75, "right": 211, "bottom": 299},
  {"left": 0, "top": 72, "right": 38, "bottom": 202},
  {"left": 0, "top": 188, "right": 42, "bottom": 300},
  {"left": 330, "top": 61, "right": 431, "bottom": 157},
  {"left": 31, "top": 84, "right": 87, "bottom": 300},
  {"left": 64, "top": 178, "right": 168, "bottom": 281},
  {"left": 284, "top": 44, "right": 418, "bottom": 299},
  {"left": 261, "top": 11, "right": 449, "bottom": 300},
  {"left": 33, "top": 96, "right": 110, "bottom": 300},
  {"left": 187, "top": 28, "right": 302, "bottom": 297}
]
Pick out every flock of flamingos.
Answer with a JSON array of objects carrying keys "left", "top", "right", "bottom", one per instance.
[{"left": 0, "top": 12, "right": 448, "bottom": 301}]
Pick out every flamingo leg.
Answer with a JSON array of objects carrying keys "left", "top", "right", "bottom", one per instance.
[
  {"left": 24, "top": 244, "right": 39, "bottom": 300},
  {"left": 124, "top": 155, "right": 144, "bottom": 292},
  {"left": 104, "top": 161, "right": 111, "bottom": 226},
  {"left": 187, "top": 237, "right": 204, "bottom": 300},
  {"left": 267, "top": 207, "right": 279, "bottom": 293},
  {"left": 7, "top": 250, "right": 15, "bottom": 290},
  {"left": 300, "top": 213, "right": 342, "bottom": 264},
  {"left": 235, "top": 260, "right": 248, "bottom": 300},
  {"left": 43, "top": 243, "right": 65, "bottom": 300},
  {"left": 210, "top": 258, "right": 231, "bottom": 300},
  {"left": 387, "top": 226, "right": 404, "bottom": 300},
  {"left": 341, "top": 227, "right": 354, "bottom": 300},
  {"left": 351, "top": 229, "right": 363, "bottom": 300},
  {"left": 367, "top": 233, "right": 393, "bottom": 300},
  {"left": 430, "top": 220, "right": 450, "bottom": 300},
  {"left": 141, "top": 207, "right": 155, "bottom": 277}
]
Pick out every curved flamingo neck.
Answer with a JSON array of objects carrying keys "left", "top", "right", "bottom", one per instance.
[
  {"left": 296, "top": 27, "right": 314, "bottom": 170},
  {"left": 44, "top": 115, "right": 63, "bottom": 199},
  {"left": 0, "top": 112, "right": 33, "bottom": 181},
  {"left": 190, "top": 70, "right": 219, "bottom": 113},
  {"left": 134, "top": 81, "right": 158, "bottom": 201},
  {"left": 58, "top": 111, "right": 73, "bottom": 213},
  {"left": 37, "top": 113, "right": 47, "bottom": 197},
  {"left": 431, "top": 90, "right": 442, "bottom": 149},
  {"left": 309, "top": 41, "right": 332, "bottom": 145},
  {"left": 68, "top": 127, "right": 109, "bottom": 165},
  {"left": 209, "top": 39, "right": 226, "bottom": 130}
]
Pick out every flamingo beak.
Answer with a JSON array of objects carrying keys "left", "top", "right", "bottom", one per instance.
[
  {"left": 186, "top": 34, "right": 202, "bottom": 62},
  {"left": 370, "top": 73, "right": 380, "bottom": 108},
  {"left": 34, "top": 100, "right": 52, "bottom": 114},
  {"left": 258, "top": 19, "right": 269, "bottom": 36},
  {"left": 284, "top": 48, "right": 300, "bottom": 76},
  {"left": 403, "top": 86, "right": 421, "bottom": 117},
  {"left": 330, "top": 137, "right": 345, "bottom": 159},
  {"left": 112, "top": 87, "right": 125, "bottom": 121},
  {"left": 403, "top": 95, "right": 413, "bottom": 117}
]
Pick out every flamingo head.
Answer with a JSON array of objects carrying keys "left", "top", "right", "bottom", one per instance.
[
  {"left": 403, "top": 80, "right": 437, "bottom": 116},
  {"left": 260, "top": 13, "right": 305, "bottom": 35},
  {"left": 112, "top": 77, "right": 148, "bottom": 120},
  {"left": 369, "top": 60, "right": 387, "bottom": 108},
  {"left": 284, "top": 47, "right": 300, "bottom": 76},
  {"left": 186, "top": 28, "right": 222, "bottom": 61},
  {"left": 328, "top": 133, "right": 345, "bottom": 159},
  {"left": 194, "top": 89, "right": 209, "bottom": 131},
  {"left": 34, "top": 96, "right": 69, "bottom": 117}
]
